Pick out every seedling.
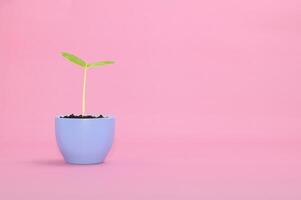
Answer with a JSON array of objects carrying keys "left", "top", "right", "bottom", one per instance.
[{"left": 61, "top": 52, "right": 114, "bottom": 116}]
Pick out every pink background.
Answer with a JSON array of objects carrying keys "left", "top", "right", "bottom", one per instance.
[{"left": 1, "top": 0, "right": 301, "bottom": 199}]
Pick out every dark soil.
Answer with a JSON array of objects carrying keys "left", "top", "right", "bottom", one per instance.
[{"left": 61, "top": 114, "right": 105, "bottom": 119}]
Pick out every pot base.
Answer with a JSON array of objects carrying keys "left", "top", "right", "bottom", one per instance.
[{"left": 64, "top": 158, "right": 104, "bottom": 165}]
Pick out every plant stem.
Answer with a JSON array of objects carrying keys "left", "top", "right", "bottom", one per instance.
[{"left": 82, "top": 67, "right": 87, "bottom": 115}]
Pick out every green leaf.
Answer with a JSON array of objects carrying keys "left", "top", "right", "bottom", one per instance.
[
  {"left": 87, "top": 61, "right": 114, "bottom": 68},
  {"left": 61, "top": 52, "right": 87, "bottom": 67}
]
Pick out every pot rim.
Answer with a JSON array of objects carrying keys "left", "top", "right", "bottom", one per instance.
[{"left": 55, "top": 114, "right": 114, "bottom": 120}]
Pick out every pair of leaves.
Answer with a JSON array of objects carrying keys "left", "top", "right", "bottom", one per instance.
[{"left": 61, "top": 52, "right": 114, "bottom": 68}]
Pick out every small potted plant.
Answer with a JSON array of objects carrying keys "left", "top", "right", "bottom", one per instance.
[{"left": 55, "top": 52, "right": 115, "bottom": 165}]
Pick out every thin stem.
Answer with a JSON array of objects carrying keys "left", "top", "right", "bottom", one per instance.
[{"left": 82, "top": 67, "right": 88, "bottom": 115}]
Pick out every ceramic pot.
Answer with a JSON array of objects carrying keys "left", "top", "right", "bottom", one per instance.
[{"left": 55, "top": 116, "right": 115, "bottom": 164}]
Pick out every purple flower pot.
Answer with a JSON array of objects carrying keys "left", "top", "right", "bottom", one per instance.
[{"left": 55, "top": 116, "right": 115, "bottom": 165}]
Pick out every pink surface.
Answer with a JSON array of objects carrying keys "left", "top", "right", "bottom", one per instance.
[{"left": 1, "top": 0, "right": 301, "bottom": 199}]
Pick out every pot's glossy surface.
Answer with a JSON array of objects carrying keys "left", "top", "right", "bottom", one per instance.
[{"left": 55, "top": 116, "right": 115, "bottom": 164}]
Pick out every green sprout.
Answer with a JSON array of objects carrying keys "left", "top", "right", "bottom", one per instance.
[{"left": 61, "top": 52, "right": 114, "bottom": 116}]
